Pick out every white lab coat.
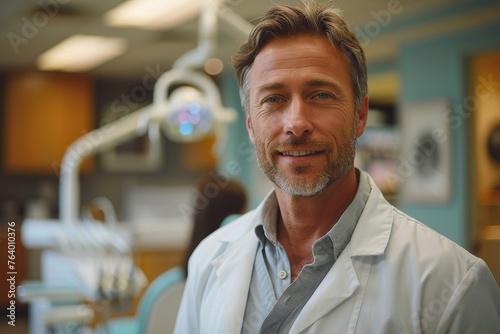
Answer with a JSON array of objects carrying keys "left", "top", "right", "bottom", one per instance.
[{"left": 174, "top": 174, "right": 500, "bottom": 334}]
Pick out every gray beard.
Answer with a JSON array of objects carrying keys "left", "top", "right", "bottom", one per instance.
[{"left": 254, "top": 130, "right": 357, "bottom": 198}]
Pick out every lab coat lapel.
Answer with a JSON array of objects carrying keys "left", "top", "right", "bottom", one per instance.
[
  {"left": 290, "top": 248, "right": 362, "bottom": 334},
  {"left": 211, "top": 230, "right": 258, "bottom": 334},
  {"left": 291, "top": 175, "right": 393, "bottom": 333}
]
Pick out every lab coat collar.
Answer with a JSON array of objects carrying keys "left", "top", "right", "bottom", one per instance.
[
  {"left": 216, "top": 173, "right": 392, "bottom": 255},
  {"left": 220, "top": 173, "right": 392, "bottom": 255},
  {"left": 349, "top": 173, "right": 393, "bottom": 257}
]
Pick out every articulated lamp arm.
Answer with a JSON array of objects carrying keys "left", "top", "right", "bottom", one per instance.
[
  {"left": 59, "top": 105, "right": 153, "bottom": 224},
  {"left": 60, "top": 68, "right": 236, "bottom": 225}
]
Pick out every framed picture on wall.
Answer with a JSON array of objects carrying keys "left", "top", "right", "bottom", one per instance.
[{"left": 400, "top": 99, "right": 452, "bottom": 203}]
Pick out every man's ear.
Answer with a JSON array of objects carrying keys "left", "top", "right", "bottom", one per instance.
[
  {"left": 246, "top": 115, "right": 255, "bottom": 144},
  {"left": 355, "top": 95, "right": 369, "bottom": 138}
]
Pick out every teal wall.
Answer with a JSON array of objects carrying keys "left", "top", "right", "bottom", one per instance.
[
  {"left": 218, "top": 73, "right": 259, "bottom": 207},
  {"left": 398, "top": 19, "right": 500, "bottom": 247}
]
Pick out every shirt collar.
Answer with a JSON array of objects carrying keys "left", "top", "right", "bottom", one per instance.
[
  {"left": 255, "top": 192, "right": 280, "bottom": 246},
  {"left": 254, "top": 169, "right": 372, "bottom": 258}
]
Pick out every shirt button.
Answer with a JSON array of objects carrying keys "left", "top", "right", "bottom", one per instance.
[{"left": 278, "top": 270, "right": 287, "bottom": 279}]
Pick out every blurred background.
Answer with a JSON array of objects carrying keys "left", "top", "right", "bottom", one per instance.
[{"left": 0, "top": 0, "right": 499, "bottom": 332}]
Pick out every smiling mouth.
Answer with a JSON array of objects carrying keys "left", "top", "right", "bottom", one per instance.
[{"left": 281, "top": 150, "right": 318, "bottom": 157}]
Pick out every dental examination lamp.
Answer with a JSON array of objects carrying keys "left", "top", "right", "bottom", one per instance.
[{"left": 59, "top": 67, "right": 237, "bottom": 226}]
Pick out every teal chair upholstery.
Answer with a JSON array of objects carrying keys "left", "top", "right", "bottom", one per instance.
[{"left": 101, "top": 267, "right": 185, "bottom": 334}]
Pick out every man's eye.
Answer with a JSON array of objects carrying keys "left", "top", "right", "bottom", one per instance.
[
  {"left": 315, "top": 92, "right": 333, "bottom": 100},
  {"left": 264, "top": 96, "right": 281, "bottom": 104}
]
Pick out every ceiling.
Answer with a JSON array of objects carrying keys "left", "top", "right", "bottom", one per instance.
[{"left": 0, "top": 0, "right": 499, "bottom": 80}]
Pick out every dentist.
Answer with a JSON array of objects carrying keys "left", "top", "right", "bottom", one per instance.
[{"left": 174, "top": 1, "right": 500, "bottom": 333}]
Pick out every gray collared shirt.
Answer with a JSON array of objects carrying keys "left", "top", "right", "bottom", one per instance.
[{"left": 241, "top": 171, "right": 371, "bottom": 334}]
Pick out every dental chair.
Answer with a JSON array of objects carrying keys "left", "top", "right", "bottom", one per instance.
[{"left": 99, "top": 266, "right": 185, "bottom": 334}]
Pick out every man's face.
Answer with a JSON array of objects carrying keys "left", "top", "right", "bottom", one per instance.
[{"left": 245, "top": 34, "right": 368, "bottom": 197}]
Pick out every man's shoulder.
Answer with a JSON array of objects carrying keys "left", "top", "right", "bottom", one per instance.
[{"left": 388, "top": 206, "right": 480, "bottom": 270}]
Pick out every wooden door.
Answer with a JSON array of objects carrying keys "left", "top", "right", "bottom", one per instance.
[{"left": 470, "top": 50, "right": 500, "bottom": 285}]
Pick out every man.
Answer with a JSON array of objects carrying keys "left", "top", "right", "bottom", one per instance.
[{"left": 174, "top": 2, "right": 500, "bottom": 333}]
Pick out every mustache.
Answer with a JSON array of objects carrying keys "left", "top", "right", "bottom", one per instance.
[{"left": 270, "top": 137, "right": 331, "bottom": 152}]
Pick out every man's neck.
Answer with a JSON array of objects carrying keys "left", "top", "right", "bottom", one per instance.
[{"left": 274, "top": 168, "right": 360, "bottom": 280}]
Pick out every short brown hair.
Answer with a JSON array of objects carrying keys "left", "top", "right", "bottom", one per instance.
[{"left": 232, "top": 1, "right": 367, "bottom": 113}]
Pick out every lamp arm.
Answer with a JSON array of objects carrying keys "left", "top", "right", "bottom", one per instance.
[
  {"left": 59, "top": 105, "right": 153, "bottom": 224},
  {"left": 173, "top": 2, "right": 218, "bottom": 69},
  {"left": 173, "top": 3, "right": 254, "bottom": 70},
  {"left": 217, "top": 6, "right": 254, "bottom": 42}
]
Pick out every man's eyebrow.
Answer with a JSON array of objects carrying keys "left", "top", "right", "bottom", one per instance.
[
  {"left": 256, "top": 80, "right": 343, "bottom": 95},
  {"left": 308, "top": 79, "right": 342, "bottom": 93},
  {"left": 256, "top": 82, "right": 284, "bottom": 94}
]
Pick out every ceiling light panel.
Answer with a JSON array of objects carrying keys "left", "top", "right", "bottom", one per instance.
[
  {"left": 104, "top": 0, "right": 220, "bottom": 30},
  {"left": 37, "top": 34, "right": 127, "bottom": 72}
]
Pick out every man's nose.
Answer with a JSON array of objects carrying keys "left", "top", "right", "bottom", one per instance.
[{"left": 283, "top": 98, "right": 313, "bottom": 137}]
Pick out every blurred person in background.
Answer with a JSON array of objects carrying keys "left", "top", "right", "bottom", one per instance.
[{"left": 183, "top": 173, "right": 247, "bottom": 277}]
